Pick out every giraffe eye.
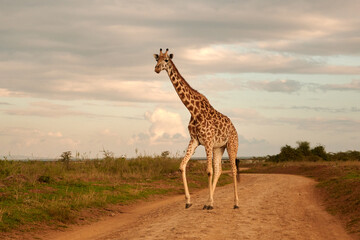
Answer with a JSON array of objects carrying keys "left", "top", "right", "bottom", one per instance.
[{"left": 165, "top": 59, "right": 169, "bottom": 62}]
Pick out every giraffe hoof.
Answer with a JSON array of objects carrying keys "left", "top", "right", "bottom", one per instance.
[
  {"left": 207, "top": 205, "right": 214, "bottom": 210},
  {"left": 185, "top": 203, "right": 192, "bottom": 209},
  {"left": 203, "top": 205, "right": 208, "bottom": 210},
  {"left": 233, "top": 205, "right": 239, "bottom": 209}
]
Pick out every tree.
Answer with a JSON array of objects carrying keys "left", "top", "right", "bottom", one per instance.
[
  {"left": 277, "top": 145, "right": 302, "bottom": 162},
  {"left": 311, "top": 145, "right": 328, "bottom": 160},
  {"left": 296, "top": 141, "right": 311, "bottom": 157}
]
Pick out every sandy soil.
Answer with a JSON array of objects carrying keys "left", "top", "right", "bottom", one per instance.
[{"left": 48, "top": 174, "right": 354, "bottom": 240}]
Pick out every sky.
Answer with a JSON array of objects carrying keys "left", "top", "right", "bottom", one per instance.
[{"left": 0, "top": 0, "right": 359, "bottom": 159}]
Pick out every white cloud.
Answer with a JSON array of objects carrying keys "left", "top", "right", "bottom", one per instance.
[
  {"left": 130, "top": 108, "right": 187, "bottom": 146},
  {"left": 145, "top": 108, "right": 187, "bottom": 143}
]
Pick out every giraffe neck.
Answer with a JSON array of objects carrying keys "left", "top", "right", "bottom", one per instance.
[{"left": 166, "top": 61, "right": 211, "bottom": 117}]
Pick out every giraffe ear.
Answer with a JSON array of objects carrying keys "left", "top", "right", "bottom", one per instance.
[
  {"left": 153, "top": 54, "right": 159, "bottom": 61},
  {"left": 169, "top": 53, "right": 173, "bottom": 59}
]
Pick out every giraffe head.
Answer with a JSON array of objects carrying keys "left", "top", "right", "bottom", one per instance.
[{"left": 153, "top": 48, "right": 173, "bottom": 74}]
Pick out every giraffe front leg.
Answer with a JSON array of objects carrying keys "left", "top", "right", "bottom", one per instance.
[{"left": 179, "top": 138, "right": 199, "bottom": 209}]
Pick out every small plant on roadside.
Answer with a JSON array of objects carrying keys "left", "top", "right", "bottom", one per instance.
[
  {"left": 60, "top": 151, "right": 72, "bottom": 170},
  {"left": 101, "top": 149, "right": 114, "bottom": 160},
  {"left": 161, "top": 151, "right": 170, "bottom": 158}
]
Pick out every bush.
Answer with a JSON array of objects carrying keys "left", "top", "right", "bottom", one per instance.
[{"left": 328, "top": 151, "right": 360, "bottom": 161}]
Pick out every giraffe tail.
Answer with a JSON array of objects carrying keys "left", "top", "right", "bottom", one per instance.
[{"left": 235, "top": 158, "right": 240, "bottom": 182}]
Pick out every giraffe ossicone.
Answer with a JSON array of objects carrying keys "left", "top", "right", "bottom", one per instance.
[{"left": 154, "top": 48, "right": 240, "bottom": 209}]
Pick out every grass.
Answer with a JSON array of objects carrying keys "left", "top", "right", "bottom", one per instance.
[
  {"left": 0, "top": 156, "right": 233, "bottom": 235},
  {"left": 243, "top": 161, "right": 360, "bottom": 238}
]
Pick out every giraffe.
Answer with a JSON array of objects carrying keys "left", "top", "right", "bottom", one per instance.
[{"left": 153, "top": 48, "right": 240, "bottom": 210}]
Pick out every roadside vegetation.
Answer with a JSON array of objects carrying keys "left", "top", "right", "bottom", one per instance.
[
  {"left": 264, "top": 141, "right": 360, "bottom": 162},
  {"left": 1, "top": 142, "right": 359, "bottom": 238},
  {"left": 0, "top": 151, "right": 232, "bottom": 235},
  {"left": 243, "top": 141, "right": 360, "bottom": 238}
]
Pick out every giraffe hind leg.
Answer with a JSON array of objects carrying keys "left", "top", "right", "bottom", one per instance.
[
  {"left": 227, "top": 134, "right": 239, "bottom": 209},
  {"left": 206, "top": 147, "right": 225, "bottom": 210}
]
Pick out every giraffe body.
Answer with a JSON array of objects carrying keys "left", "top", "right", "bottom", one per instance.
[{"left": 154, "top": 49, "right": 240, "bottom": 209}]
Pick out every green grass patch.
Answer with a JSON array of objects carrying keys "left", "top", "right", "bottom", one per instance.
[{"left": 0, "top": 156, "right": 230, "bottom": 234}]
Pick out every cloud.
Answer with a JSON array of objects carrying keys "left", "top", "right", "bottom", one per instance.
[
  {"left": 0, "top": 1, "right": 359, "bottom": 112},
  {"left": 0, "top": 88, "right": 25, "bottom": 97},
  {"left": 0, "top": 127, "right": 80, "bottom": 156},
  {"left": 145, "top": 108, "right": 187, "bottom": 143},
  {"left": 291, "top": 106, "right": 360, "bottom": 113},
  {"left": 181, "top": 45, "right": 360, "bottom": 76},
  {"left": 228, "top": 107, "right": 360, "bottom": 134},
  {"left": 1, "top": 0, "right": 359, "bottom": 103},
  {"left": 0, "top": 102, "right": 11, "bottom": 105},
  {"left": 225, "top": 108, "right": 268, "bottom": 124},
  {"left": 47, "top": 131, "right": 63, "bottom": 138},
  {"left": 238, "top": 134, "right": 268, "bottom": 145},
  {"left": 247, "top": 79, "right": 302, "bottom": 93},
  {"left": 100, "top": 129, "right": 118, "bottom": 137},
  {"left": 319, "top": 79, "right": 360, "bottom": 91},
  {"left": 130, "top": 108, "right": 187, "bottom": 145},
  {"left": 279, "top": 117, "right": 360, "bottom": 133},
  {"left": 2, "top": 101, "right": 143, "bottom": 119},
  {"left": 3, "top": 101, "right": 105, "bottom": 118},
  {"left": 266, "top": 105, "right": 360, "bottom": 113},
  {"left": 1, "top": 0, "right": 359, "bottom": 158},
  {"left": 237, "top": 134, "right": 275, "bottom": 156}
]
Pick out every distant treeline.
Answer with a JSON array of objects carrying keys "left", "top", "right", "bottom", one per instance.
[{"left": 266, "top": 141, "right": 360, "bottom": 162}]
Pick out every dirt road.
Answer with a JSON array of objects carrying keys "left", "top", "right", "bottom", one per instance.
[{"left": 50, "top": 174, "right": 353, "bottom": 240}]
